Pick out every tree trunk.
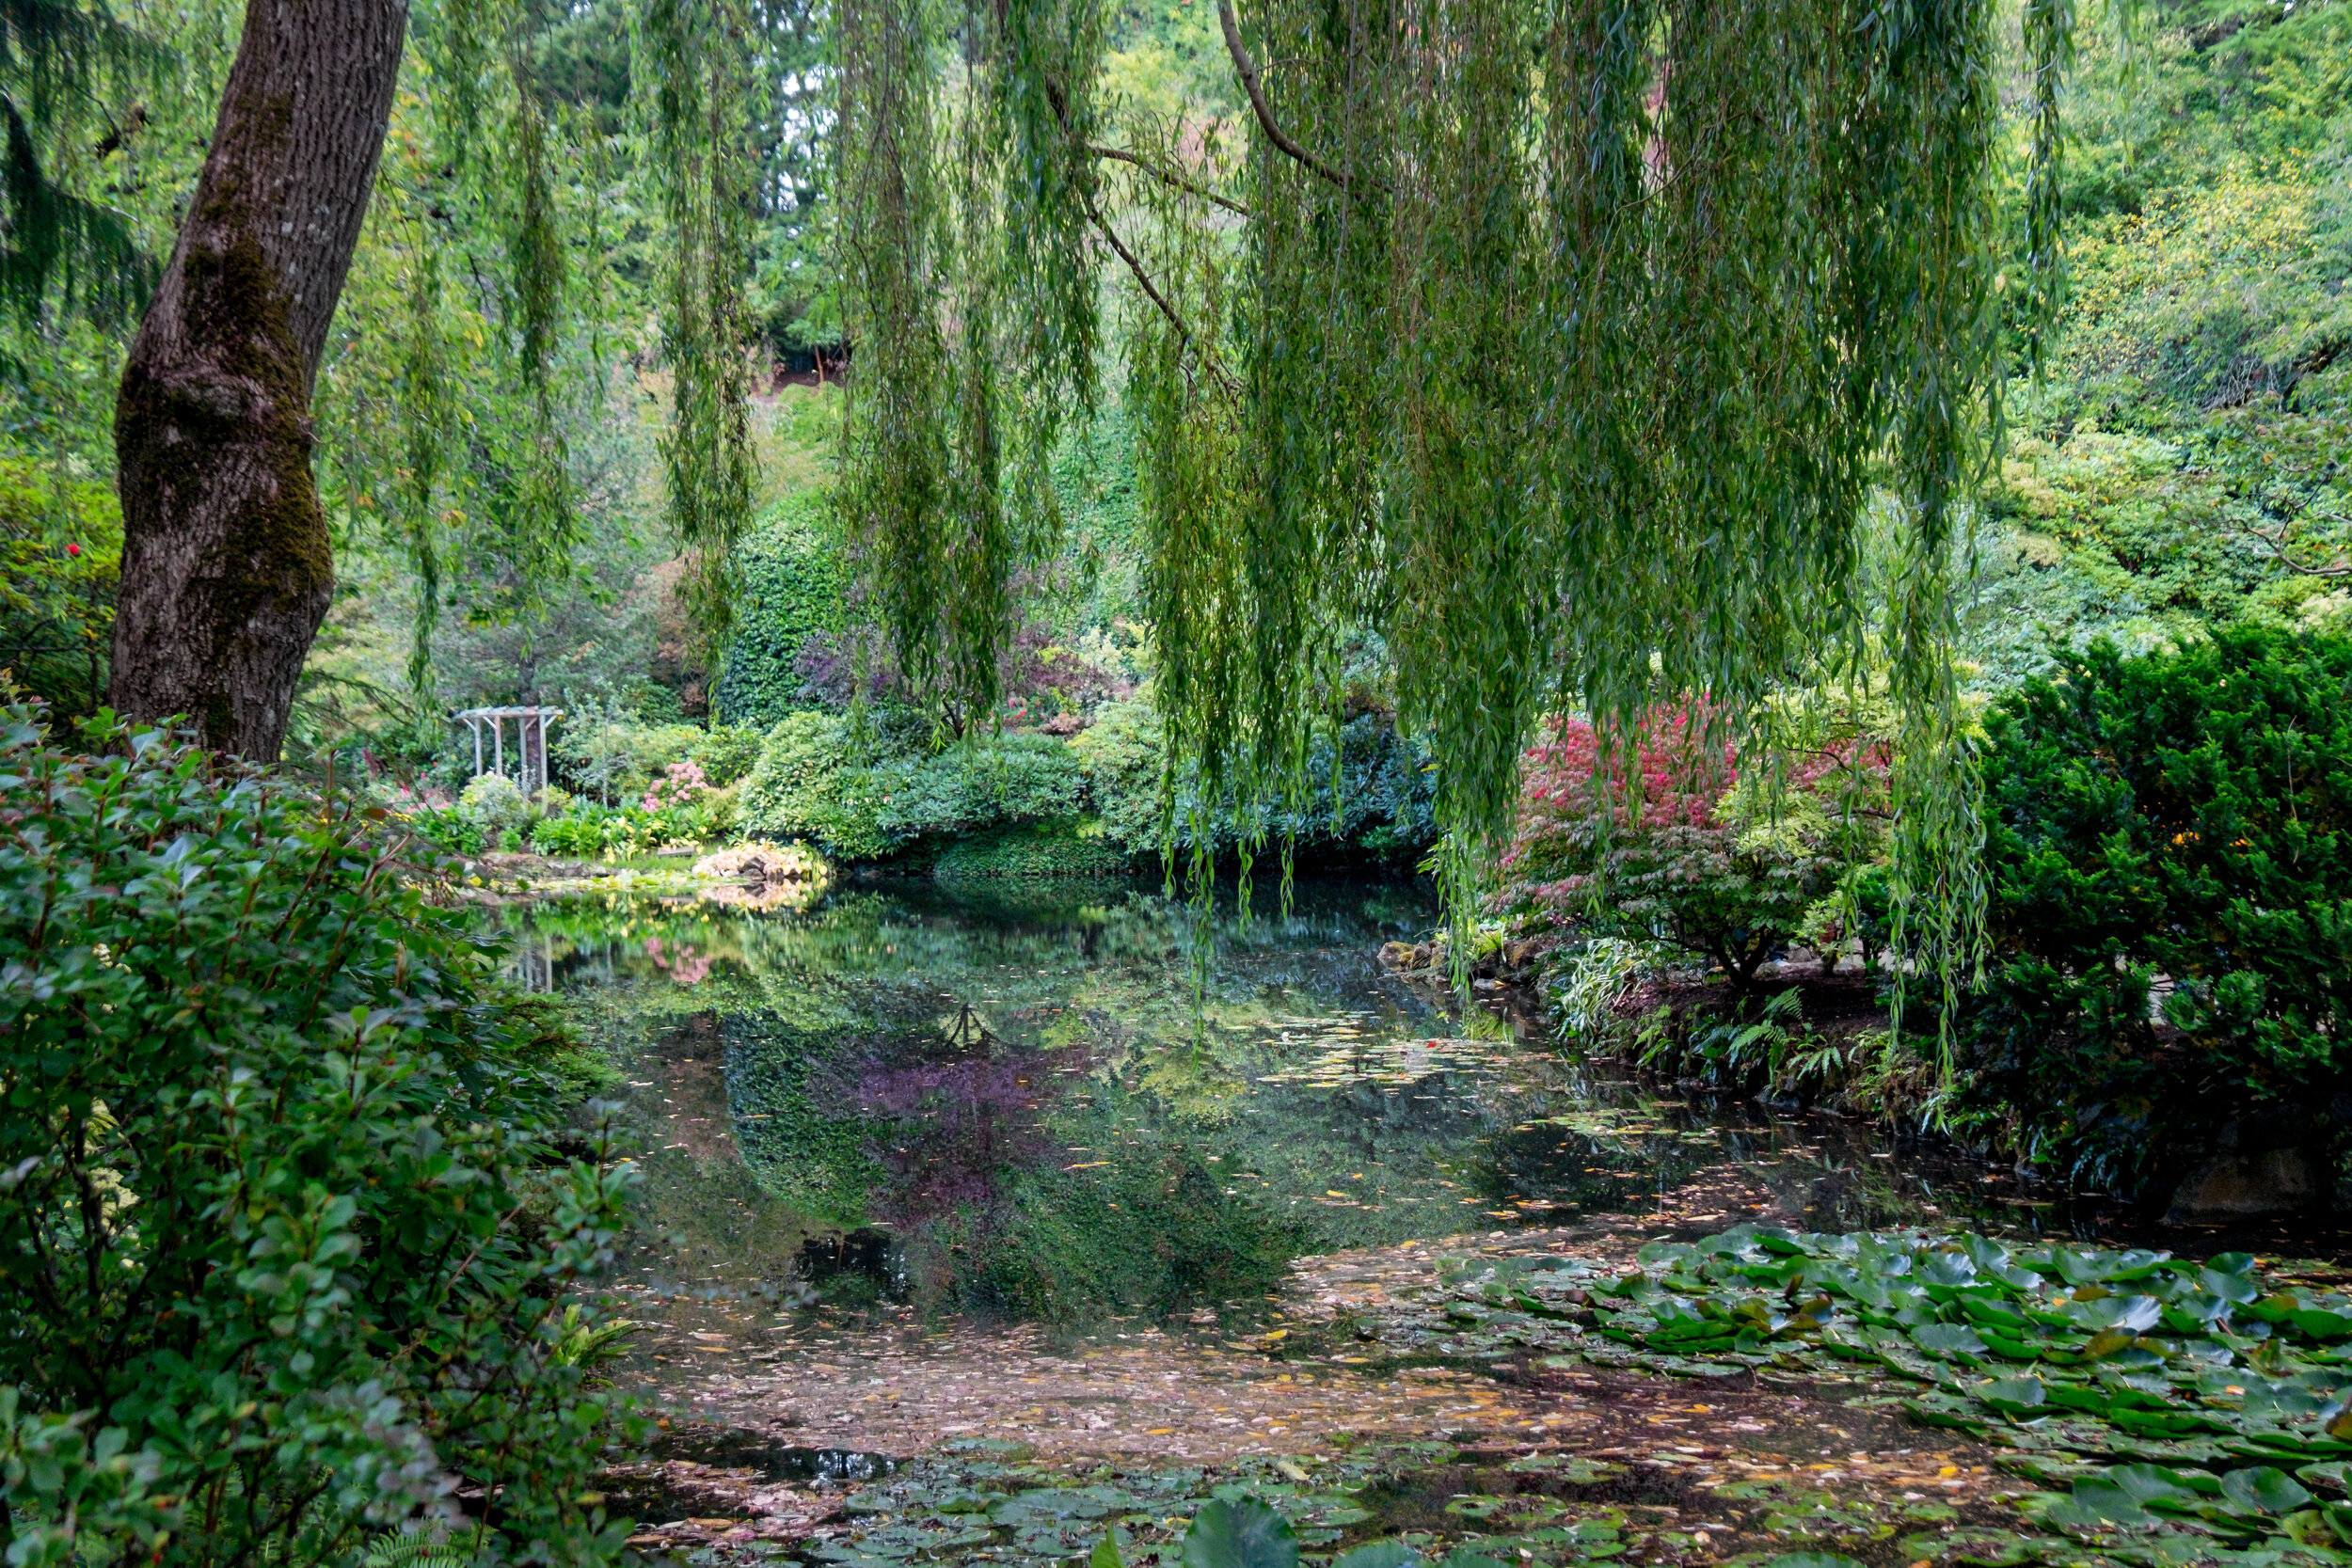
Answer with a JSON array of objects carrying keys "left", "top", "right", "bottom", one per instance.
[{"left": 109, "top": 0, "right": 408, "bottom": 760}]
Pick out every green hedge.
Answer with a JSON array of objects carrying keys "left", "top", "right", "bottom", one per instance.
[
  {"left": 712, "top": 493, "right": 844, "bottom": 727},
  {"left": 1959, "top": 626, "right": 2352, "bottom": 1196},
  {"left": 736, "top": 703, "right": 1438, "bottom": 869},
  {"left": 931, "top": 817, "right": 1135, "bottom": 879}
]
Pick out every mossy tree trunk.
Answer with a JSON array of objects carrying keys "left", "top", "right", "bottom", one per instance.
[{"left": 109, "top": 0, "right": 408, "bottom": 760}]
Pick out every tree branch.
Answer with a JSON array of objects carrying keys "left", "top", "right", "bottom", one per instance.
[
  {"left": 1215, "top": 0, "right": 1373, "bottom": 196},
  {"left": 2233, "top": 508, "right": 2352, "bottom": 578},
  {"left": 1089, "top": 143, "right": 1253, "bottom": 218},
  {"left": 1083, "top": 195, "right": 1238, "bottom": 400}
]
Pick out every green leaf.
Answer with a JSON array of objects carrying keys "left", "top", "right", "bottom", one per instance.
[
  {"left": 1093, "top": 1529, "right": 1127, "bottom": 1568},
  {"left": 1912, "top": 1323, "right": 1990, "bottom": 1358},
  {"left": 2288, "top": 1310, "right": 2352, "bottom": 1342},
  {"left": 2220, "top": 1467, "right": 2314, "bottom": 1514},
  {"left": 1976, "top": 1376, "right": 2049, "bottom": 1415},
  {"left": 1182, "top": 1499, "right": 1299, "bottom": 1568},
  {"left": 1331, "top": 1546, "right": 1419, "bottom": 1568}
]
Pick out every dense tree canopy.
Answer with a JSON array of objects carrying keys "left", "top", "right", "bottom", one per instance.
[{"left": 834, "top": 0, "right": 2065, "bottom": 994}]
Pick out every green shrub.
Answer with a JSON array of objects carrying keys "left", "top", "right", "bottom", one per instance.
[
  {"left": 1492, "top": 705, "right": 1886, "bottom": 994},
  {"left": 931, "top": 817, "right": 1135, "bottom": 879},
  {"left": 1960, "top": 628, "right": 2352, "bottom": 1195},
  {"left": 0, "top": 713, "right": 639, "bottom": 1565},
  {"left": 870, "top": 731, "right": 1087, "bottom": 842},
  {"left": 738, "top": 715, "right": 1090, "bottom": 861},
  {"left": 1071, "top": 701, "right": 1438, "bottom": 863},
  {"left": 691, "top": 724, "right": 765, "bottom": 786},
  {"left": 710, "top": 495, "right": 844, "bottom": 727},
  {"left": 550, "top": 717, "right": 705, "bottom": 804},
  {"left": 735, "top": 711, "right": 897, "bottom": 860},
  {"left": 459, "top": 770, "right": 529, "bottom": 835}
]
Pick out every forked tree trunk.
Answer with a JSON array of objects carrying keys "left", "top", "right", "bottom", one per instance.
[{"left": 109, "top": 0, "right": 408, "bottom": 759}]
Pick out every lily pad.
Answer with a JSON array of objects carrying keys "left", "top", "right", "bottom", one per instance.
[{"left": 1181, "top": 1499, "right": 1299, "bottom": 1568}]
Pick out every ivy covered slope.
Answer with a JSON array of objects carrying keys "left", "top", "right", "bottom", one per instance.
[
  {"left": 0, "top": 710, "right": 639, "bottom": 1565},
  {"left": 1964, "top": 0, "right": 2351, "bottom": 677}
]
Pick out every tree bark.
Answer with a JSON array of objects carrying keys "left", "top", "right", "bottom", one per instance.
[{"left": 109, "top": 0, "right": 408, "bottom": 759}]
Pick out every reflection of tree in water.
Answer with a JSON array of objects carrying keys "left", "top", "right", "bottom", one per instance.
[{"left": 853, "top": 1038, "right": 1073, "bottom": 1227}]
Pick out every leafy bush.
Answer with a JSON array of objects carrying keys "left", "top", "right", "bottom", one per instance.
[
  {"left": 736, "top": 701, "right": 1436, "bottom": 867},
  {"left": 690, "top": 724, "right": 765, "bottom": 786},
  {"left": 459, "top": 770, "right": 529, "bottom": 835},
  {"left": 0, "top": 458, "right": 119, "bottom": 721},
  {"left": 735, "top": 711, "right": 898, "bottom": 860},
  {"left": 737, "top": 714, "right": 1088, "bottom": 860},
  {"left": 532, "top": 804, "right": 651, "bottom": 860},
  {"left": 1493, "top": 705, "right": 1888, "bottom": 994},
  {"left": 931, "top": 818, "right": 1135, "bottom": 879},
  {"left": 402, "top": 805, "right": 485, "bottom": 858},
  {"left": 1071, "top": 701, "right": 1437, "bottom": 863},
  {"left": 709, "top": 495, "right": 845, "bottom": 727},
  {"left": 1959, "top": 628, "right": 2352, "bottom": 1194},
  {"left": 0, "top": 712, "right": 639, "bottom": 1565}
]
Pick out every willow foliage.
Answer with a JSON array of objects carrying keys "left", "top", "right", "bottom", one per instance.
[
  {"left": 639, "top": 0, "right": 759, "bottom": 656},
  {"left": 839, "top": 0, "right": 2065, "bottom": 1016}
]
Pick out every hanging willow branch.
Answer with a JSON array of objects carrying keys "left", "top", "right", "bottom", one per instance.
[
  {"left": 835, "top": 0, "right": 2074, "bottom": 1032},
  {"left": 640, "top": 0, "right": 759, "bottom": 657}
]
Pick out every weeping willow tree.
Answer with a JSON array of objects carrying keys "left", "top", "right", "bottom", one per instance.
[{"left": 837, "top": 0, "right": 2071, "bottom": 1018}]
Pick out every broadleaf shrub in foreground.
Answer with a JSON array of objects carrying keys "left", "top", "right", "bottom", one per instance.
[
  {"left": 0, "top": 712, "right": 639, "bottom": 1565},
  {"left": 1960, "top": 628, "right": 2352, "bottom": 1196}
]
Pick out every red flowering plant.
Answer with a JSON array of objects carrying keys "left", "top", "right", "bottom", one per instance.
[{"left": 1490, "top": 701, "right": 1892, "bottom": 997}]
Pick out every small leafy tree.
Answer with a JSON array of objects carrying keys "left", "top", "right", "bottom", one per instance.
[
  {"left": 1495, "top": 705, "right": 1890, "bottom": 996},
  {"left": 0, "top": 709, "right": 640, "bottom": 1564},
  {"left": 1960, "top": 628, "right": 2352, "bottom": 1195}
]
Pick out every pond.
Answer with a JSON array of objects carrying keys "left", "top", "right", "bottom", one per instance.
[{"left": 498, "top": 873, "right": 2077, "bottom": 1346}]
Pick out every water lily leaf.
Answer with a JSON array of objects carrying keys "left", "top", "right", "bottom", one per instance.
[
  {"left": 2111, "top": 1406, "right": 2232, "bottom": 1436},
  {"left": 2203, "top": 1267, "right": 2262, "bottom": 1306},
  {"left": 2221, "top": 1466, "right": 2314, "bottom": 1514},
  {"left": 1976, "top": 1376, "right": 2049, "bottom": 1416},
  {"left": 2054, "top": 1250, "right": 2113, "bottom": 1287},
  {"left": 2297, "top": 1462, "right": 2352, "bottom": 1494},
  {"left": 1912, "top": 1323, "right": 1989, "bottom": 1359},
  {"left": 1331, "top": 1545, "right": 1419, "bottom": 1568},
  {"left": 1919, "top": 1254, "right": 1980, "bottom": 1288},
  {"left": 1437, "top": 1552, "right": 1510, "bottom": 1568},
  {"left": 1182, "top": 1499, "right": 1299, "bottom": 1568},
  {"left": 2290, "top": 1310, "right": 2352, "bottom": 1342},
  {"left": 2106, "top": 1465, "right": 2209, "bottom": 1503},
  {"left": 2061, "top": 1294, "right": 2162, "bottom": 1333}
]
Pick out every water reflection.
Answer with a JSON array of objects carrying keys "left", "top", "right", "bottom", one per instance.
[{"left": 503, "top": 876, "right": 2046, "bottom": 1334}]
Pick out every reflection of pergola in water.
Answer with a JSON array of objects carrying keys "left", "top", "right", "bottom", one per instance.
[{"left": 453, "top": 706, "right": 563, "bottom": 794}]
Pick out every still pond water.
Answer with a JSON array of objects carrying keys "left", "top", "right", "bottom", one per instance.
[{"left": 496, "top": 875, "right": 2066, "bottom": 1339}]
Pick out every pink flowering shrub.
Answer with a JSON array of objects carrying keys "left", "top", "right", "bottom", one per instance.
[
  {"left": 643, "top": 759, "right": 710, "bottom": 813},
  {"left": 1491, "top": 705, "right": 1889, "bottom": 992}
]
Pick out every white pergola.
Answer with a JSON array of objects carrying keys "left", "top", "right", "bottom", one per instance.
[{"left": 453, "top": 706, "right": 563, "bottom": 795}]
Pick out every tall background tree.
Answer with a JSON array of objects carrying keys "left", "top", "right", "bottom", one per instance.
[{"left": 105, "top": 0, "right": 406, "bottom": 758}]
